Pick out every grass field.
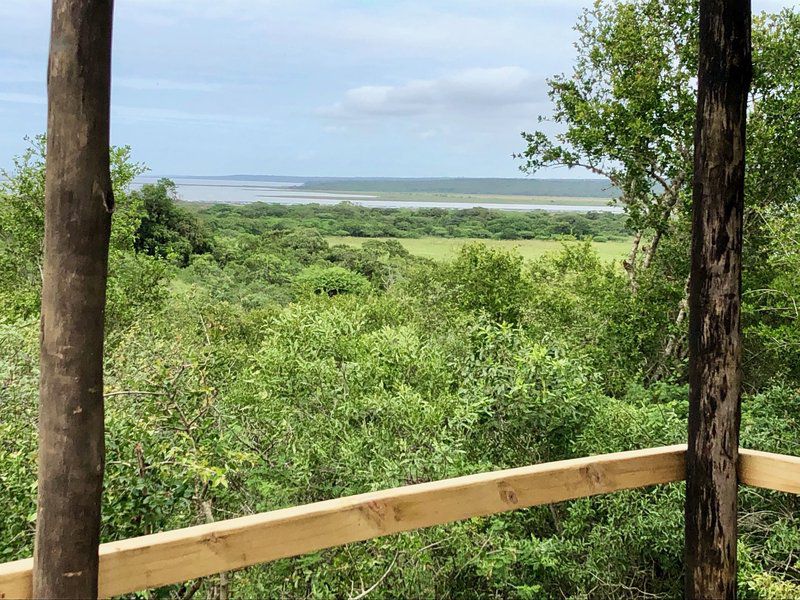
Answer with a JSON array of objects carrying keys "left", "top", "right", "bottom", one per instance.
[
  {"left": 313, "top": 190, "right": 614, "bottom": 207},
  {"left": 327, "top": 236, "right": 632, "bottom": 262}
]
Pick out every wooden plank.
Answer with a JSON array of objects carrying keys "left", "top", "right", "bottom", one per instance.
[
  {"left": 739, "top": 448, "right": 800, "bottom": 495},
  {"left": 0, "top": 445, "right": 686, "bottom": 599},
  {"left": 0, "top": 559, "right": 31, "bottom": 600}
]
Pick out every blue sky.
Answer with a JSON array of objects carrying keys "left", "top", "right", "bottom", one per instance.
[{"left": 0, "top": 1, "right": 792, "bottom": 177}]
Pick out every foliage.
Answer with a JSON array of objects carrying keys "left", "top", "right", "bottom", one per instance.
[
  {"left": 3, "top": 232, "right": 798, "bottom": 598},
  {"left": 445, "top": 243, "right": 529, "bottom": 323},
  {"left": 133, "top": 179, "right": 214, "bottom": 266},
  {"left": 196, "top": 200, "right": 630, "bottom": 242},
  {"left": 517, "top": 0, "right": 696, "bottom": 244},
  {"left": 293, "top": 265, "right": 372, "bottom": 297},
  {"left": 0, "top": 136, "right": 159, "bottom": 324}
]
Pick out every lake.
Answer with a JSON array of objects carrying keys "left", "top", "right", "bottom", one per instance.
[{"left": 133, "top": 177, "right": 623, "bottom": 213}]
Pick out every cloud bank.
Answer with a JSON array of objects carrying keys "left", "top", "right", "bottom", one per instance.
[{"left": 320, "top": 67, "right": 547, "bottom": 119}]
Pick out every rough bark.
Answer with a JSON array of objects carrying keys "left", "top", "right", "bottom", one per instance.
[
  {"left": 33, "top": 1, "right": 115, "bottom": 598},
  {"left": 642, "top": 184, "right": 684, "bottom": 272},
  {"left": 653, "top": 275, "right": 692, "bottom": 381},
  {"left": 685, "top": 1, "right": 751, "bottom": 598},
  {"left": 623, "top": 230, "right": 642, "bottom": 289}
]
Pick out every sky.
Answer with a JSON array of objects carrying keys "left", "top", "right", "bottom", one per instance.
[{"left": 0, "top": 0, "right": 793, "bottom": 178}]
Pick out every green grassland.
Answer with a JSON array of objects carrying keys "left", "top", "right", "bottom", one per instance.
[
  {"left": 327, "top": 236, "right": 632, "bottom": 262},
  {"left": 320, "top": 190, "right": 615, "bottom": 207}
]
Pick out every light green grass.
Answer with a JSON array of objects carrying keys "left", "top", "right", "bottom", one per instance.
[
  {"left": 327, "top": 236, "right": 632, "bottom": 262},
  {"left": 318, "top": 190, "right": 613, "bottom": 207}
]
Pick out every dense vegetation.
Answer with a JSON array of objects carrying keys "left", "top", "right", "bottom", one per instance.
[
  {"left": 2, "top": 143, "right": 799, "bottom": 600},
  {"left": 133, "top": 179, "right": 215, "bottom": 266},
  {"left": 1, "top": 2, "right": 799, "bottom": 599},
  {"left": 194, "top": 201, "right": 630, "bottom": 242}
]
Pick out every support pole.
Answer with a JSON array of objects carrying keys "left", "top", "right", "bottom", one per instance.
[
  {"left": 33, "top": 1, "right": 115, "bottom": 598},
  {"left": 685, "top": 1, "right": 751, "bottom": 598}
]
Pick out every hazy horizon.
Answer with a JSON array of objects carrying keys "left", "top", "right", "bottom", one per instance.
[{"left": 1, "top": 0, "right": 792, "bottom": 177}]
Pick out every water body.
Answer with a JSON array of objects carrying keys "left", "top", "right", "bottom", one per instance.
[{"left": 133, "top": 177, "right": 622, "bottom": 213}]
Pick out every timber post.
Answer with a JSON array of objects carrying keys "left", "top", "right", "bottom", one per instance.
[
  {"left": 33, "top": 1, "right": 116, "bottom": 597},
  {"left": 685, "top": 0, "right": 752, "bottom": 598}
]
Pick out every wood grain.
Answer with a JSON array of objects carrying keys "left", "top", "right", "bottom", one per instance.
[
  {"left": 1, "top": 445, "right": 686, "bottom": 598},
  {"left": 739, "top": 448, "right": 800, "bottom": 494},
  {"left": 4, "top": 445, "right": 798, "bottom": 598}
]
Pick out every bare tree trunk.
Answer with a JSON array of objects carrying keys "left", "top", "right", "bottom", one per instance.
[
  {"left": 33, "top": 1, "right": 115, "bottom": 598},
  {"left": 623, "top": 230, "right": 642, "bottom": 290},
  {"left": 685, "top": 1, "right": 751, "bottom": 598},
  {"left": 642, "top": 188, "right": 682, "bottom": 271},
  {"left": 654, "top": 275, "right": 692, "bottom": 381}
]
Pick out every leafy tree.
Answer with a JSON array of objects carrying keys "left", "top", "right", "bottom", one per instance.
[
  {"left": 744, "top": 9, "right": 800, "bottom": 295},
  {"left": 293, "top": 265, "right": 371, "bottom": 297},
  {"left": 197, "top": 202, "right": 631, "bottom": 243},
  {"left": 518, "top": 1, "right": 800, "bottom": 387},
  {"left": 446, "top": 243, "right": 529, "bottom": 323},
  {"left": 133, "top": 178, "right": 214, "bottom": 266},
  {"left": 517, "top": 0, "right": 697, "bottom": 281},
  {"left": 0, "top": 136, "right": 150, "bottom": 318},
  {"left": 518, "top": 2, "right": 800, "bottom": 282}
]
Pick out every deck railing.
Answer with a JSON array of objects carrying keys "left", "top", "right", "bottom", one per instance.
[{"left": 1, "top": 445, "right": 798, "bottom": 598}]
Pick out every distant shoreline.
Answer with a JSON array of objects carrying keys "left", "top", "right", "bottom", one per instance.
[
  {"left": 134, "top": 177, "right": 622, "bottom": 213},
  {"left": 138, "top": 174, "right": 619, "bottom": 199}
]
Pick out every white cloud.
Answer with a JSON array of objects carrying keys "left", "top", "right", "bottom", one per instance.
[{"left": 320, "top": 67, "right": 547, "bottom": 119}]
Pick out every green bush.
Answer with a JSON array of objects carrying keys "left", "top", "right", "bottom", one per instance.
[{"left": 293, "top": 265, "right": 372, "bottom": 297}]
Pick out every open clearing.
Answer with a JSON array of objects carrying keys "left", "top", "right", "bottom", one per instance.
[{"left": 327, "top": 236, "right": 632, "bottom": 262}]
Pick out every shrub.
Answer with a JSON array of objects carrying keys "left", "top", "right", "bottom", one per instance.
[{"left": 293, "top": 265, "right": 372, "bottom": 297}]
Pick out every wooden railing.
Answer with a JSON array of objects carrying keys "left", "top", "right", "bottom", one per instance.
[{"left": 1, "top": 446, "right": 798, "bottom": 598}]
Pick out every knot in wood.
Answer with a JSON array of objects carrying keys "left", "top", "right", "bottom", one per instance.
[
  {"left": 580, "top": 465, "right": 604, "bottom": 488},
  {"left": 360, "top": 500, "right": 394, "bottom": 529},
  {"left": 497, "top": 481, "right": 519, "bottom": 505}
]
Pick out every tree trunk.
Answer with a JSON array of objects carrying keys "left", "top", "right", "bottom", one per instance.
[
  {"left": 685, "top": 1, "right": 751, "bottom": 599},
  {"left": 653, "top": 275, "right": 691, "bottom": 381},
  {"left": 623, "top": 230, "right": 642, "bottom": 290},
  {"left": 33, "top": 1, "right": 115, "bottom": 598},
  {"left": 642, "top": 188, "right": 682, "bottom": 272}
]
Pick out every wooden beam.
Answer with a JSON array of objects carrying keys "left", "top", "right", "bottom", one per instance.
[
  {"left": 0, "top": 560, "right": 30, "bottom": 600},
  {"left": 739, "top": 449, "right": 800, "bottom": 494},
  {"left": 0, "top": 445, "right": 686, "bottom": 599}
]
